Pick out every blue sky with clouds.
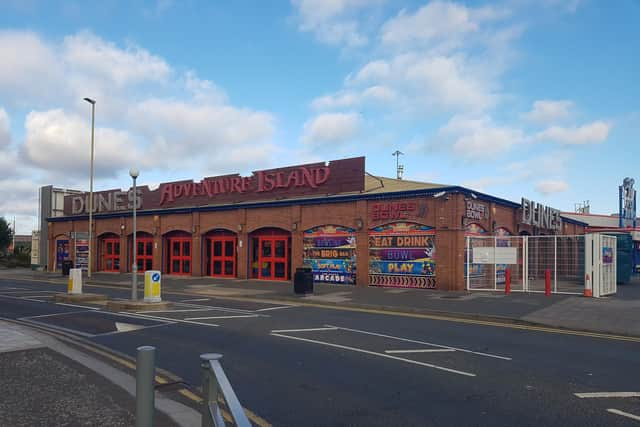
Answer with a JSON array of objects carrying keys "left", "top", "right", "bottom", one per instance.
[{"left": 0, "top": 0, "right": 638, "bottom": 233}]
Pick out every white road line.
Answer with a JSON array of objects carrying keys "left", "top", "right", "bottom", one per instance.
[
  {"left": 385, "top": 349, "right": 456, "bottom": 354},
  {"left": 136, "top": 308, "right": 217, "bottom": 314},
  {"left": 184, "top": 314, "right": 260, "bottom": 320},
  {"left": 56, "top": 303, "right": 100, "bottom": 310},
  {"left": 124, "top": 312, "right": 219, "bottom": 327},
  {"left": 325, "top": 324, "right": 512, "bottom": 361},
  {"left": 20, "top": 310, "right": 93, "bottom": 320},
  {"left": 575, "top": 392, "right": 640, "bottom": 398},
  {"left": 172, "top": 304, "right": 256, "bottom": 315},
  {"left": 271, "top": 327, "right": 338, "bottom": 333},
  {"left": 270, "top": 333, "right": 476, "bottom": 377},
  {"left": 0, "top": 290, "right": 58, "bottom": 294},
  {"left": 255, "top": 305, "right": 298, "bottom": 312},
  {"left": 180, "top": 298, "right": 210, "bottom": 302},
  {"left": 607, "top": 409, "right": 640, "bottom": 421},
  {"left": 21, "top": 295, "right": 54, "bottom": 299}
]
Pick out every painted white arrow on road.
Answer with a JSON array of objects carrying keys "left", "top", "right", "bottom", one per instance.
[{"left": 115, "top": 322, "right": 145, "bottom": 332}]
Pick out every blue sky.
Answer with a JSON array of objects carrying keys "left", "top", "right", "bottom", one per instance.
[{"left": 0, "top": 0, "right": 638, "bottom": 233}]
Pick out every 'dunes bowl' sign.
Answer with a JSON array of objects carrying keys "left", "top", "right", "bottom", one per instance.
[{"left": 521, "top": 198, "right": 561, "bottom": 231}]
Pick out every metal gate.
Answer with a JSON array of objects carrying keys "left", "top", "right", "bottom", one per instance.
[{"left": 466, "top": 234, "right": 613, "bottom": 296}]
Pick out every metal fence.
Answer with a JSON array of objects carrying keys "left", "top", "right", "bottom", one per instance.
[
  {"left": 201, "top": 353, "right": 251, "bottom": 427},
  {"left": 466, "top": 235, "right": 585, "bottom": 295}
]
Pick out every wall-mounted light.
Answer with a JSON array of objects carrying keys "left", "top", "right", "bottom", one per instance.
[
  {"left": 355, "top": 218, "right": 364, "bottom": 230},
  {"left": 432, "top": 191, "right": 447, "bottom": 199},
  {"left": 292, "top": 222, "right": 298, "bottom": 231},
  {"left": 237, "top": 224, "right": 243, "bottom": 232}
]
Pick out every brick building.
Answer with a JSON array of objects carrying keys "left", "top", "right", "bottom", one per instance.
[{"left": 47, "top": 157, "right": 586, "bottom": 291}]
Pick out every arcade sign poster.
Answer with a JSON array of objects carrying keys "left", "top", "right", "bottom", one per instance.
[
  {"left": 55, "top": 239, "right": 70, "bottom": 270},
  {"left": 302, "top": 225, "right": 356, "bottom": 284},
  {"left": 368, "top": 222, "right": 436, "bottom": 289}
]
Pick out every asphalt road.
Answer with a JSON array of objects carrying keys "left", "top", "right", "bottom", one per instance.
[{"left": 1, "top": 278, "right": 639, "bottom": 426}]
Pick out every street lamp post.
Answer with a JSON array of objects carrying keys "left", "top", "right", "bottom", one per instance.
[
  {"left": 84, "top": 98, "right": 96, "bottom": 278},
  {"left": 129, "top": 168, "right": 139, "bottom": 301}
]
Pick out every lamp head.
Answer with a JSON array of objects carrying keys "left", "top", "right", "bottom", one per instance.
[
  {"left": 129, "top": 168, "right": 139, "bottom": 179},
  {"left": 83, "top": 97, "right": 96, "bottom": 105}
]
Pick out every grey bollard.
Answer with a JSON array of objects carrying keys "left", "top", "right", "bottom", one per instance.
[{"left": 136, "top": 346, "right": 156, "bottom": 427}]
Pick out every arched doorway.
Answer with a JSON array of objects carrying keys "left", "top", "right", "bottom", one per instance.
[
  {"left": 129, "top": 232, "right": 154, "bottom": 273},
  {"left": 165, "top": 230, "right": 192, "bottom": 275},
  {"left": 99, "top": 232, "right": 120, "bottom": 272},
  {"left": 250, "top": 227, "right": 291, "bottom": 280},
  {"left": 204, "top": 229, "right": 237, "bottom": 278}
]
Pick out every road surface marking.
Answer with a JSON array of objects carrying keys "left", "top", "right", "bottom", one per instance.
[
  {"left": 270, "top": 332, "right": 476, "bottom": 377},
  {"left": 0, "top": 290, "right": 58, "bottom": 294},
  {"left": 19, "top": 295, "right": 53, "bottom": 299},
  {"left": 325, "top": 324, "right": 512, "bottom": 361},
  {"left": 21, "top": 310, "right": 94, "bottom": 320},
  {"left": 575, "top": 392, "right": 640, "bottom": 398},
  {"left": 56, "top": 302, "right": 100, "bottom": 310},
  {"left": 172, "top": 304, "right": 257, "bottom": 315},
  {"left": 385, "top": 349, "right": 456, "bottom": 354},
  {"left": 607, "top": 409, "right": 640, "bottom": 421},
  {"left": 255, "top": 305, "right": 298, "bottom": 312},
  {"left": 184, "top": 314, "right": 260, "bottom": 320},
  {"left": 136, "top": 308, "right": 218, "bottom": 314},
  {"left": 8, "top": 276, "right": 639, "bottom": 344},
  {"left": 271, "top": 327, "right": 338, "bottom": 333},
  {"left": 180, "top": 298, "right": 210, "bottom": 302},
  {"left": 124, "top": 312, "right": 219, "bottom": 327}
]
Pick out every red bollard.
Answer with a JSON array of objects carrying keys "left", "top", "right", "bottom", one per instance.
[
  {"left": 545, "top": 269, "right": 551, "bottom": 296},
  {"left": 505, "top": 269, "right": 511, "bottom": 295}
]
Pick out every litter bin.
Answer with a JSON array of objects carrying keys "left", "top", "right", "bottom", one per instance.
[
  {"left": 61, "top": 260, "right": 73, "bottom": 276},
  {"left": 294, "top": 266, "right": 314, "bottom": 295}
]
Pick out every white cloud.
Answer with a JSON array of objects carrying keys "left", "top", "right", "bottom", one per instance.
[
  {"left": 524, "top": 99, "right": 573, "bottom": 123},
  {"left": 535, "top": 121, "right": 611, "bottom": 144},
  {"left": 311, "top": 91, "right": 360, "bottom": 110},
  {"left": 22, "top": 109, "right": 142, "bottom": 178},
  {"left": 439, "top": 115, "right": 523, "bottom": 159},
  {"left": 381, "top": 1, "right": 478, "bottom": 47},
  {"left": 127, "top": 98, "right": 277, "bottom": 171},
  {"left": 62, "top": 31, "right": 171, "bottom": 88},
  {"left": 351, "top": 60, "right": 391, "bottom": 83},
  {"left": 291, "top": 0, "right": 383, "bottom": 47},
  {"left": 302, "top": 112, "right": 361, "bottom": 145},
  {"left": 381, "top": 1, "right": 509, "bottom": 51},
  {"left": 362, "top": 85, "right": 397, "bottom": 103},
  {"left": 535, "top": 179, "right": 569, "bottom": 194},
  {"left": 0, "top": 108, "right": 10, "bottom": 148}
]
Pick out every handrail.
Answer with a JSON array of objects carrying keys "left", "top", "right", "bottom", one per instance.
[{"left": 200, "top": 353, "right": 252, "bottom": 427}]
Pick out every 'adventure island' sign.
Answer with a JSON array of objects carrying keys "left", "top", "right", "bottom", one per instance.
[{"left": 64, "top": 157, "right": 365, "bottom": 215}]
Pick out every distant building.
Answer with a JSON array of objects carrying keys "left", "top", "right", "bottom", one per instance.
[{"left": 35, "top": 185, "right": 83, "bottom": 269}]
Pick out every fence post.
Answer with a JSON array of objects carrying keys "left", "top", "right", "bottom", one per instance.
[
  {"left": 201, "top": 353, "right": 223, "bottom": 427},
  {"left": 554, "top": 235, "right": 558, "bottom": 293},
  {"left": 545, "top": 269, "right": 551, "bottom": 296},
  {"left": 505, "top": 269, "right": 511, "bottom": 294},
  {"left": 136, "top": 346, "right": 156, "bottom": 427}
]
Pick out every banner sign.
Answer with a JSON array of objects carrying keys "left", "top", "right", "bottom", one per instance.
[
  {"left": 465, "top": 201, "right": 488, "bottom": 220},
  {"left": 55, "top": 239, "right": 69, "bottom": 270},
  {"left": 303, "top": 225, "right": 356, "bottom": 284},
  {"left": 369, "top": 222, "right": 436, "bottom": 289},
  {"left": 64, "top": 157, "right": 365, "bottom": 215},
  {"left": 619, "top": 177, "right": 637, "bottom": 228},
  {"left": 75, "top": 239, "right": 89, "bottom": 271}
]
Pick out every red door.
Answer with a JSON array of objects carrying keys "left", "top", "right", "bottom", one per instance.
[
  {"left": 169, "top": 238, "right": 191, "bottom": 275},
  {"left": 102, "top": 238, "right": 120, "bottom": 272},
  {"left": 258, "top": 237, "right": 288, "bottom": 280},
  {"left": 134, "top": 238, "right": 153, "bottom": 273},
  {"left": 209, "top": 237, "right": 236, "bottom": 278}
]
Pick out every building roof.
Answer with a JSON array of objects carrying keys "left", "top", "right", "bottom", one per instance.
[
  {"left": 561, "top": 212, "right": 639, "bottom": 228},
  {"left": 362, "top": 174, "right": 448, "bottom": 194}
]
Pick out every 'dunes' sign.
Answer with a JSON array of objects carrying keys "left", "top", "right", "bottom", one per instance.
[{"left": 521, "top": 198, "right": 561, "bottom": 231}]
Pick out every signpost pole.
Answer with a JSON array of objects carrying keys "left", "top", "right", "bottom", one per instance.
[{"left": 130, "top": 168, "right": 139, "bottom": 301}]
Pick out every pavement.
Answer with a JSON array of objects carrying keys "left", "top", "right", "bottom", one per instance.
[
  {"left": 0, "top": 318, "right": 200, "bottom": 427},
  {"left": 2, "top": 267, "right": 640, "bottom": 337}
]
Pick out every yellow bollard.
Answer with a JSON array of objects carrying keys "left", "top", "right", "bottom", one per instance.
[{"left": 144, "top": 271, "right": 162, "bottom": 303}]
